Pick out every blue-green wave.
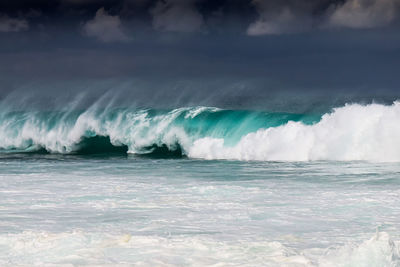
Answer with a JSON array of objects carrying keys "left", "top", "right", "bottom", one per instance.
[
  {"left": 0, "top": 107, "right": 319, "bottom": 156},
  {"left": 1, "top": 102, "right": 400, "bottom": 162}
]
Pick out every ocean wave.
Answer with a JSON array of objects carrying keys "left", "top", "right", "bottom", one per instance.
[
  {"left": 0, "top": 105, "right": 314, "bottom": 157},
  {"left": 0, "top": 102, "right": 400, "bottom": 161}
]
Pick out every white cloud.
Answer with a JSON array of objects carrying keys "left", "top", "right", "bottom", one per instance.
[
  {"left": 83, "top": 8, "right": 131, "bottom": 43},
  {"left": 0, "top": 15, "right": 29, "bottom": 32},
  {"left": 150, "top": 0, "right": 204, "bottom": 32},
  {"left": 328, "top": 0, "right": 398, "bottom": 28}
]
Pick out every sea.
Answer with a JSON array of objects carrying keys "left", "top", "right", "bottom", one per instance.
[{"left": 1, "top": 101, "right": 400, "bottom": 266}]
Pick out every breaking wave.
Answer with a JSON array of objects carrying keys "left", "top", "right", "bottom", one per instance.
[{"left": 1, "top": 101, "right": 400, "bottom": 161}]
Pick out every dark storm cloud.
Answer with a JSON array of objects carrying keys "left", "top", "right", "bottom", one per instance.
[
  {"left": 150, "top": 0, "right": 205, "bottom": 32},
  {"left": 83, "top": 7, "right": 131, "bottom": 42},
  {"left": 0, "top": 15, "right": 29, "bottom": 32},
  {"left": 1, "top": 0, "right": 399, "bottom": 32},
  {"left": 246, "top": 0, "right": 329, "bottom": 35},
  {"left": 0, "top": 0, "right": 400, "bottom": 111}
]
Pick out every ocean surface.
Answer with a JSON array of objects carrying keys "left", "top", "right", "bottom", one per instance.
[{"left": 1, "top": 102, "right": 400, "bottom": 266}]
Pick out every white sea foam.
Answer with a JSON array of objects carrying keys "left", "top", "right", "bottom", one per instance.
[
  {"left": 0, "top": 231, "right": 398, "bottom": 266},
  {"left": 318, "top": 231, "right": 400, "bottom": 267},
  {"left": 189, "top": 102, "right": 400, "bottom": 161}
]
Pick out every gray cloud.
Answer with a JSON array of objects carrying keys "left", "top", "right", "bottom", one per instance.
[
  {"left": 247, "top": 0, "right": 316, "bottom": 35},
  {"left": 0, "top": 15, "right": 29, "bottom": 32},
  {"left": 83, "top": 7, "right": 131, "bottom": 42},
  {"left": 328, "top": 0, "right": 398, "bottom": 28},
  {"left": 150, "top": 0, "right": 204, "bottom": 32},
  {"left": 247, "top": 0, "right": 400, "bottom": 35},
  {"left": 1, "top": 0, "right": 399, "bottom": 36},
  {"left": 247, "top": 8, "right": 311, "bottom": 35}
]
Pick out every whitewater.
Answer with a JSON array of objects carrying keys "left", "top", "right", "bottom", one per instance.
[
  {"left": 1, "top": 100, "right": 400, "bottom": 266},
  {"left": 1, "top": 156, "right": 400, "bottom": 266}
]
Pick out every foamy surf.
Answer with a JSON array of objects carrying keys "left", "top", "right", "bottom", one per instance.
[
  {"left": 0, "top": 231, "right": 398, "bottom": 266},
  {"left": 1, "top": 152, "right": 400, "bottom": 267}
]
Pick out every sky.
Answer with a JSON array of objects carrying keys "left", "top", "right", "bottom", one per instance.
[{"left": 0, "top": 0, "right": 400, "bottom": 111}]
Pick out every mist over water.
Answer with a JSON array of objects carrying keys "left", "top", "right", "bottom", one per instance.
[{"left": 2, "top": 77, "right": 399, "bottom": 113}]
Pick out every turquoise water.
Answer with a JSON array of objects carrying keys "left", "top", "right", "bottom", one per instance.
[{"left": 1, "top": 102, "right": 400, "bottom": 266}]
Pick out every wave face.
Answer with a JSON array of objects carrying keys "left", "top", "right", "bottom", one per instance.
[{"left": 1, "top": 101, "right": 400, "bottom": 161}]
